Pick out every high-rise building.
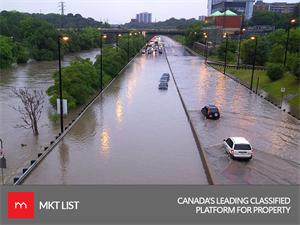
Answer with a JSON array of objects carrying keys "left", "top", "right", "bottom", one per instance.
[
  {"left": 207, "top": 0, "right": 255, "bottom": 19},
  {"left": 254, "top": 1, "right": 297, "bottom": 14},
  {"left": 136, "top": 12, "right": 152, "bottom": 23}
]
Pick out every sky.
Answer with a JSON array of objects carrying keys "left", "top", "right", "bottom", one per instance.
[{"left": 0, "top": 0, "right": 299, "bottom": 24}]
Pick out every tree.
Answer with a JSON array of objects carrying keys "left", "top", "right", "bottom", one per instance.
[
  {"left": 269, "top": 44, "right": 285, "bottom": 64},
  {"left": 10, "top": 88, "right": 45, "bottom": 136},
  {"left": 291, "top": 59, "right": 299, "bottom": 78},
  {"left": 217, "top": 40, "right": 237, "bottom": 62},
  {"left": 0, "top": 35, "right": 13, "bottom": 68},
  {"left": 293, "top": 3, "right": 300, "bottom": 19},
  {"left": 241, "top": 37, "right": 270, "bottom": 66},
  {"left": 250, "top": 11, "right": 275, "bottom": 26},
  {"left": 266, "top": 63, "right": 285, "bottom": 81},
  {"left": 46, "top": 57, "right": 100, "bottom": 109}
]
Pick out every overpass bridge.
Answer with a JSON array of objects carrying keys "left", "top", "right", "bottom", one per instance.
[{"left": 98, "top": 28, "right": 185, "bottom": 35}]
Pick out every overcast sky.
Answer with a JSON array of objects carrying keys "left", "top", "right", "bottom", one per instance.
[{"left": 0, "top": 0, "right": 299, "bottom": 24}]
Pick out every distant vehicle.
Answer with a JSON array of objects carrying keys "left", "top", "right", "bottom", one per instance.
[
  {"left": 161, "top": 73, "right": 170, "bottom": 81},
  {"left": 147, "top": 48, "right": 153, "bottom": 54},
  {"left": 141, "top": 49, "right": 146, "bottom": 54},
  {"left": 201, "top": 105, "right": 220, "bottom": 119},
  {"left": 223, "top": 137, "right": 253, "bottom": 159},
  {"left": 158, "top": 82, "right": 168, "bottom": 90},
  {"left": 158, "top": 48, "right": 163, "bottom": 54},
  {"left": 159, "top": 76, "right": 169, "bottom": 83}
]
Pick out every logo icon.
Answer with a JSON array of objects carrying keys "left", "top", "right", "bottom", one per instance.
[
  {"left": 15, "top": 202, "right": 27, "bottom": 209},
  {"left": 7, "top": 192, "right": 34, "bottom": 219}
]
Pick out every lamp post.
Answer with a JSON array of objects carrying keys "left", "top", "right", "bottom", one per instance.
[
  {"left": 223, "top": 32, "right": 228, "bottom": 74},
  {"left": 203, "top": 32, "right": 208, "bottom": 63},
  {"left": 58, "top": 35, "right": 69, "bottom": 133},
  {"left": 250, "top": 36, "right": 258, "bottom": 91},
  {"left": 284, "top": 19, "right": 296, "bottom": 68},
  {"left": 237, "top": 28, "right": 246, "bottom": 69},
  {"left": 133, "top": 32, "right": 137, "bottom": 54},
  {"left": 128, "top": 32, "right": 132, "bottom": 62},
  {"left": 117, "top": 33, "right": 122, "bottom": 52},
  {"left": 100, "top": 34, "right": 107, "bottom": 92}
]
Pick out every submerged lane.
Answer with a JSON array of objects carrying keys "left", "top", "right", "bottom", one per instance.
[
  {"left": 164, "top": 37, "right": 300, "bottom": 185},
  {"left": 24, "top": 48, "right": 208, "bottom": 184},
  {"left": 0, "top": 49, "right": 100, "bottom": 184}
]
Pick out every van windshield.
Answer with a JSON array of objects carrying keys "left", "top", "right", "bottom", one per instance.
[{"left": 234, "top": 144, "right": 251, "bottom": 150}]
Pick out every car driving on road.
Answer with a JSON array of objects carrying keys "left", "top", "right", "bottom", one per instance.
[
  {"left": 201, "top": 105, "right": 220, "bottom": 119},
  {"left": 161, "top": 73, "right": 170, "bottom": 81},
  {"left": 158, "top": 82, "right": 168, "bottom": 90},
  {"left": 160, "top": 76, "right": 169, "bottom": 83},
  {"left": 223, "top": 137, "right": 253, "bottom": 159}
]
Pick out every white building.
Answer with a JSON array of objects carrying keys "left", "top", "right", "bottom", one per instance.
[{"left": 136, "top": 12, "right": 152, "bottom": 23}]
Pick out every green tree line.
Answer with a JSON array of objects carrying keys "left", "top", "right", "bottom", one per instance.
[
  {"left": 29, "top": 12, "right": 105, "bottom": 29},
  {"left": 0, "top": 11, "right": 110, "bottom": 68},
  {"left": 46, "top": 31, "right": 146, "bottom": 109},
  {"left": 124, "top": 17, "right": 197, "bottom": 30}
]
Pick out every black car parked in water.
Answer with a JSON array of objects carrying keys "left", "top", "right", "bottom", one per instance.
[{"left": 201, "top": 105, "right": 220, "bottom": 119}]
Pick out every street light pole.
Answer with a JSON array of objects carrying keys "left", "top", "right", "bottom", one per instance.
[
  {"left": 203, "top": 32, "right": 208, "bottom": 64},
  {"left": 58, "top": 35, "right": 69, "bottom": 134},
  {"left": 223, "top": 33, "right": 228, "bottom": 74},
  {"left": 237, "top": 28, "right": 246, "bottom": 69},
  {"left": 117, "top": 33, "right": 121, "bottom": 52},
  {"left": 284, "top": 19, "right": 296, "bottom": 68},
  {"left": 100, "top": 34, "right": 107, "bottom": 92},
  {"left": 127, "top": 32, "right": 132, "bottom": 62},
  {"left": 250, "top": 36, "right": 258, "bottom": 91},
  {"left": 133, "top": 32, "right": 137, "bottom": 54}
]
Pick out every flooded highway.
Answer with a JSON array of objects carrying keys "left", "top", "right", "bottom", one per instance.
[
  {"left": 1, "top": 36, "right": 299, "bottom": 185},
  {"left": 22, "top": 44, "right": 208, "bottom": 184},
  {"left": 164, "top": 38, "right": 300, "bottom": 185}
]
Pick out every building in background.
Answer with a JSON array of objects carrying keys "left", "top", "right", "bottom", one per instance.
[
  {"left": 204, "top": 10, "right": 242, "bottom": 44},
  {"left": 254, "top": 1, "right": 297, "bottom": 14},
  {"left": 199, "top": 15, "right": 206, "bottom": 21},
  {"left": 205, "top": 10, "right": 242, "bottom": 32},
  {"left": 136, "top": 12, "right": 152, "bottom": 23},
  {"left": 207, "top": 0, "right": 255, "bottom": 19}
]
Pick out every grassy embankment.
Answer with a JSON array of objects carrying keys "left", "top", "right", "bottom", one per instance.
[{"left": 211, "top": 65, "right": 299, "bottom": 109}]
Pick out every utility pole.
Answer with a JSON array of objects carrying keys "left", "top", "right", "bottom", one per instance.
[{"left": 58, "top": 1, "right": 66, "bottom": 29}]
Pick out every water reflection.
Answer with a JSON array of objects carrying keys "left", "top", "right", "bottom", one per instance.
[
  {"left": 126, "top": 70, "right": 137, "bottom": 104},
  {"left": 115, "top": 99, "right": 123, "bottom": 126},
  {"left": 100, "top": 126, "right": 110, "bottom": 157}
]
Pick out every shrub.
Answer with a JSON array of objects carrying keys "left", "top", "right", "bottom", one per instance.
[
  {"left": 50, "top": 112, "right": 59, "bottom": 124},
  {"left": 266, "top": 63, "right": 285, "bottom": 81},
  {"left": 291, "top": 59, "right": 299, "bottom": 78}
]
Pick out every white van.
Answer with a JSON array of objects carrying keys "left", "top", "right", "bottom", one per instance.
[{"left": 223, "top": 137, "right": 253, "bottom": 159}]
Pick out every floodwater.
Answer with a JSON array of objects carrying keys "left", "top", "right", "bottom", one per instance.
[
  {"left": 1, "top": 36, "right": 299, "bottom": 185},
  {"left": 0, "top": 49, "right": 101, "bottom": 184},
  {"left": 164, "top": 37, "right": 300, "bottom": 185},
  {"left": 21, "top": 43, "right": 208, "bottom": 184}
]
